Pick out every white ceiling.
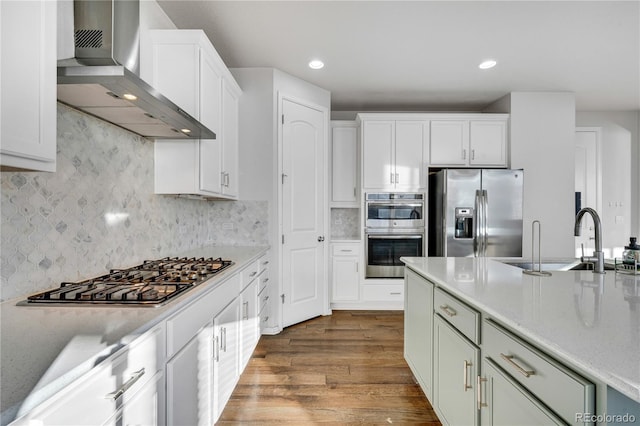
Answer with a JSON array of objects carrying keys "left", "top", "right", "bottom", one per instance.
[{"left": 157, "top": 1, "right": 640, "bottom": 112}]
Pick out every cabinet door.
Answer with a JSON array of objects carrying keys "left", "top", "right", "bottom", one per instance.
[
  {"left": 221, "top": 80, "right": 240, "bottom": 198},
  {"left": 331, "top": 256, "right": 360, "bottom": 302},
  {"left": 214, "top": 298, "right": 240, "bottom": 421},
  {"left": 331, "top": 125, "right": 358, "bottom": 204},
  {"left": 469, "top": 120, "right": 507, "bottom": 166},
  {"left": 430, "top": 120, "right": 468, "bottom": 166},
  {"left": 106, "top": 371, "right": 165, "bottom": 426},
  {"left": 166, "top": 326, "right": 213, "bottom": 426},
  {"left": 480, "top": 358, "right": 564, "bottom": 425},
  {"left": 0, "top": 0, "right": 56, "bottom": 172},
  {"left": 362, "top": 121, "right": 394, "bottom": 189},
  {"left": 433, "top": 315, "right": 479, "bottom": 426},
  {"left": 199, "top": 49, "right": 224, "bottom": 194},
  {"left": 394, "top": 121, "right": 426, "bottom": 189},
  {"left": 240, "top": 279, "right": 260, "bottom": 369},
  {"left": 404, "top": 269, "right": 434, "bottom": 399}
]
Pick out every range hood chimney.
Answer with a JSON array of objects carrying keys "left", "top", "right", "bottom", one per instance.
[{"left": 57, "top": 0, "right": 215, "bottom": 140}]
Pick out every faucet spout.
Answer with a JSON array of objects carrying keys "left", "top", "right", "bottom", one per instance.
[{"left": 574, "top": 207, "right": 605, "bottom": 274}]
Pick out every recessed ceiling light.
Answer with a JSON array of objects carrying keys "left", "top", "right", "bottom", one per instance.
[
  {"left": 479, "top": 60, "right": 497, "bottom": 70},
  {"left": 308, "top": 59, "right": 324, "bottom": 70},
  {"left": 122, "top": 93, "right": 138, "bottom": 101}
]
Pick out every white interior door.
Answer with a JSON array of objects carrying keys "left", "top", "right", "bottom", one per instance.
[
  {"left": 575, "top": 129, "right": 600, "bottom": 255},
  {"left": 281, "top": 98, "right": 327, "bottom": 328}
]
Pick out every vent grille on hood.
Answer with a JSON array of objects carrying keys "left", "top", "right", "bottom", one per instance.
[
  {"left": 57, "top": 0, "right": 216, "bottom": 140},
  {"left": 75, "top": 30, "right": 103, "bottom": 49}
]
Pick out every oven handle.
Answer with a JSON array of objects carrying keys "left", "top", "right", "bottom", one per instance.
[
  {"left": 367, "top": 234, "right": 423, "bottom": 239},
  {"left": 367, "top": 202, "right": 424, "bottom": 207}
]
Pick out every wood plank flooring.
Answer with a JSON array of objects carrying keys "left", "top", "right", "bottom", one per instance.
[{"left": 217, "top": 310, "right": 441, "bottom": 425}]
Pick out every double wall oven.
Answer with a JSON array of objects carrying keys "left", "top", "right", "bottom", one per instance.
[{"left": 365, "top": 193, "right": 424, "bottom": 278}]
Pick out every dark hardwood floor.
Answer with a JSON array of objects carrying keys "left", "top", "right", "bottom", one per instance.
[{"left": 217, "top": 310, "right": 441, "bottom": 425}]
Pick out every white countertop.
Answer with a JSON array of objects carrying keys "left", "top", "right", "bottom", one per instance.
[
  {"left": 0, "top": 245, "right": 268, "bottom": 425},
  {"left": 402, "top": 257, "right": 640, "bottom": 404}
]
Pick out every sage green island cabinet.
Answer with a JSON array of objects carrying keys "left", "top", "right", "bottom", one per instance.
[
  {"left": 403, "top": 268, "right": 434, "bottom": 399},
  {"left": 432, "top": 288, "right": 481, "bottom": 426}
]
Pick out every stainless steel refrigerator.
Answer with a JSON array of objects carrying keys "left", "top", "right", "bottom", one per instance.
[{"left": 428, "top": 169, "right": 523, "bottom": 257}]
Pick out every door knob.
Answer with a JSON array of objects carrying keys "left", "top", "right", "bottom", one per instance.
[{"left": 318, "top": 236, "right": 325, "bottom": 242}]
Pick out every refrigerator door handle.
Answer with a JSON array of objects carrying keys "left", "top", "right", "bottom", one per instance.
[
  {"left": 474, "top": 190, "right": 482, "bottom": 257},
  {"left": 482, "top": 189, "right": 488, "bottom": 256}
]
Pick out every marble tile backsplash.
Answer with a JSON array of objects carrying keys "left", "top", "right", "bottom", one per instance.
[
  {"left": 330, "top": 208, "right": 361, "bottom": 240},
  {"left": 0, "top": 104, "right": 268, "bottom": 302}
]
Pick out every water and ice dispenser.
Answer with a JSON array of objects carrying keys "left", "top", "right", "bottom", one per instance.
[{"left": 454, "top": 208, "right": 474, "bottom": 239}]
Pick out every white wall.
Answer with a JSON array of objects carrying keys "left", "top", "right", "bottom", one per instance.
[
  {"left": 577, "top": 111, "right": 640, "bottom": 241},
  {"left": 487, "top": 92, "right": 577, "bottom": 258}
]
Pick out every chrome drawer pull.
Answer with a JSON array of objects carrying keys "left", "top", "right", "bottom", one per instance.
[
  {"left": 463, "top": 360, "right": 472, "bottom": 391},
  {"left": 500, "top": 353, "right": 535, "bottom": 377},
  {"left": 249, "top": 271, "right": 257, "bottom": 277},
  {"left": 105, "top": 368, "right": 145, "bottom": 400},
  {"left": 439, "top": 304, "right": 457, "bottom": 317}
]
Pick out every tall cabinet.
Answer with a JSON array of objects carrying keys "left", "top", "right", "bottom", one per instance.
[{"left": 141, "top": 30, "right": 241, "bottom": 199}]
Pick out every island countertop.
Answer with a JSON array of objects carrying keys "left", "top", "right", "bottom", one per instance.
[
  {"left": 1, "top": 245, "right": 269, "bottom": 425},
  {"left": 401, "top": 256, "right": 640, "bottom": 404}
]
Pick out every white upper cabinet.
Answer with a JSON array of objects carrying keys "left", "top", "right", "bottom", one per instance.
[
  {"left": 331, "top": 121, "right": 359, "bottom": 206},
  {"left": 360, "top": 115, "right": 428, "bottom": 190},
  {"left": 141, "top": 30, "right": 241, "bottom": 199},
  {"left": 430, "top": 115, "right": 509, "bottom": 167},
  {"left": 0, "top": 0, "right": 57, "bottom": 172}
]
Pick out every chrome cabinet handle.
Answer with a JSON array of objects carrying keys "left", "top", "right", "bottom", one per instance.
[
  {"left": 249, "top": 271, "right": 257, "bottom": 277},
  {"left": 439, "top": 304, "right": 457, "bottom": 317},
  {"left": 243, "top": 301, "right": 249, "bottom": 320},
  {"left": 471, "top": 149, "right": 475, "bottom": 160},
  {"left": 500, "top": 353, "right": 535, "bottom": 377},
  {"left": 463, "top": 149, "right": 467, "bottom": 160},
  {"left": 214, "top": 336, "right": 220, "bottom": 362},
  {"left": 390, "top": 173, "right": 394, "bottom": 184},
  {"left": 222, "top": 327, "right": 227, "bottom": 352},
  {"left": 395, "top": 173, "right": 400, "bottom": 184},
  {"left": 463, "top": 360, "right": 472, "bottom": 391},
  {"left": 105, "top": 368, "right": 145, "bottom": 400},
  {"left": 477, "top": 376, "right": 488, "bottom": 409},
  {"left": 262, "top": 277, "right": 269, "bottom": 283},
  {"left": 262, "top": 260, "right": 270, "bottom": 266}
]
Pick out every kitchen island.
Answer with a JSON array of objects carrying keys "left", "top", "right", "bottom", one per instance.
[
  {"left": 1, "top": 245, "right": 269, "bottom": 425},
  {"left": 402, "top": 256, "right": 640, "bottom": 425}
]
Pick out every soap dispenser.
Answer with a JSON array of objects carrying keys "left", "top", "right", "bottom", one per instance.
[{"left": 623, "top": 237, "right": 640, "bottom": 264}]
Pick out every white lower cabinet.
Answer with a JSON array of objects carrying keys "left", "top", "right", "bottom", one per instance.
[
  {"left": 213, "top": 298, "right": 240, "bottom": 421},
  {"left": 11, "top": 325, "right": 166, "bottom": 426},
  {"left": 330, "top": 243, "right": 360, "bottom": 303},
  {"left": 479, "top": 358, "right": 564, "bottom": 425},
  {"left": 166, "top": 324, "right": 213, "bottom": 426},
  {"left": 240, "top": 277, "right": 260, "bottom": 369},
  {"left": 433, "top": 315, "right": 480, "bottom": 426}
]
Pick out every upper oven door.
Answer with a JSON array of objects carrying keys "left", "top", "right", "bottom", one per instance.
[{"left": 366, "top": 200, "right": 424, "bottom": 228}]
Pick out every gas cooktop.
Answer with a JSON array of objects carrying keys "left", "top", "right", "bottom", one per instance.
[{"left": 21, "top": 257, "right": 233, "bottom": 307}]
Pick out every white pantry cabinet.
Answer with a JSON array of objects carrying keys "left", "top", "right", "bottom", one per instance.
[
  {"left": 0, "top": 0, "right": 56, "bottom": 172},
  {"left": 360, "top": 116, "right": 428, "bottom": 190},
  {"left": 430, "top": 116, "right": 509, "bottom": 167},
  {"left": 331, "top": 121, "right": 359, "bottom": 206},
  {"left": 141, "top": 30, "right": 241, "bottom": 199}
]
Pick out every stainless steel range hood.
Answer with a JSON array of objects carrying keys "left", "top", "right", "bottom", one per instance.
[{"left": 57, "top": 0, "right": 215, "bottom": 140}]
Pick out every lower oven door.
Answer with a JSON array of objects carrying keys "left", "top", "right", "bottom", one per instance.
[{"left": 365, "top": 232, "right": 424, "bottom": 278}]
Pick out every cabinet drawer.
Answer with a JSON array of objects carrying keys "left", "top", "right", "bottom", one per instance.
[
  {"left": 362, "top": 284, "right": 403, "bottom": 301},
  {"left": 16, "top": 325, "right": 165, "bottom": 425},
  {"left": 434, "top": 288, "right": 480, "bottom": 344},
  {"left": 166, "top": 273, "right": 241, "bottom": 358},
  {"left": 258, "top": 253, "right": 270, "bottom": 273},
  {"left": 331, "top": 243, "right": 360, "bottom": 257},
  {"left": 483, "top": 319, "right": 595, "bottom": 424},
  {"left": 241, "top": 261, "right": 260, "bottom": 288}
]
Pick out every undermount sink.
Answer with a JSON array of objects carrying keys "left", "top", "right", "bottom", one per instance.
[{"left": 499, "top": 259, "right": 615, "bottom": 271}]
